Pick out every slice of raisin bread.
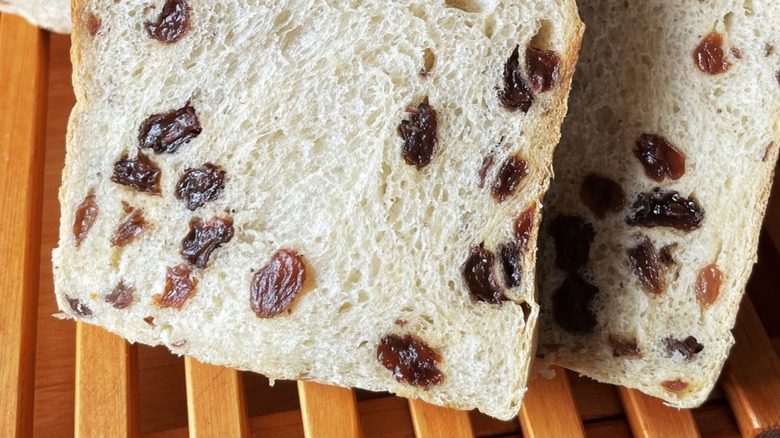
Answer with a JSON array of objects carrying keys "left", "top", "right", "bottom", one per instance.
[
  {"left": 0, "top": 0, "right": 71, "bottom": 33},
  {"left": 55, "top": 0, "right": 583, "bottom": 419},
  {"left": 537, "top": 0, "right": 780, "bottom": 407}
]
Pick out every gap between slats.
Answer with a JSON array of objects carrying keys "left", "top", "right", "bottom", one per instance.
[{"left": 0, "top": 13, "right": 48, "bottom": 438}]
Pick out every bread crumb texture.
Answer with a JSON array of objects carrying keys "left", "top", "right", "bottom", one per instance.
[{"left": 54, "top": 0, "right": 583, "bottom": 420}]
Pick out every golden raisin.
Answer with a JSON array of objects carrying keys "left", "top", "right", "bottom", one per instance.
[
  {"left": 695, "top": 264, "right": 722, "bottom": 307},
  {"left": 662, "top": 379, "right": 689, "bottom": 391},
  {"left": 694, "top": 32, "right": 731, "bottom": 75},
  {"left": 154, "top": 264, "right": 198, "bottom": 310},
  {"left": 111, "top": 211, "right": 150, "bottom": 247},
  {"left": 73, "top": 192, "right": 99, "bottom": 247}
]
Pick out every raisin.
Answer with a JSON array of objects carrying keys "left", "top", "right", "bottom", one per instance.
[
  {"left": 766, "top": 44, "right": 775, "bottom": 57},
  {"left": 121, "top": 201, "right": 135, "bottom": 213},
  {"left": 498, "top": 46, "right": 534, "bottom": 112},
  {"left": 398, "top": 100, "right": 437, "bottom": 169},
  {"left": 695, "top": 264, "right": 722, "bottom": 307},
  {"left": 498, "top": 243, "right": 521, "bottom": 289},
  {"left": 139, "top": 103, "right": 202, "bottom": 154},
  {"left": 250, "top": 250, "right": 306, "bottom": 318},
  {"left": 154, "top": 264, "right": 198, "bottom": 309},
  {"left": 145, "top": 0, "right": 191, "bottom": 43},
  {"left": 491, "top": 156, "right": 529, "bottom": 203},
  {"left": 664, "top": 336, "right": 704, "bottom": 360},
  {"left": 659, "top": 243, "right": 678, "bottom": 267},
  {"left": 171, "top": 339, "right": 187, "bottom": 348},
  {"left": 515, "top": 206, "right": 535, "bottom": 252},
  {"left": 634, "top": 134, "right": 686, "bottom": 182},
  {"left": 175, "top": 163, "right": 226, "bottom": 210},
  {"left": 694, "top": 32, "right": 731, "bottom": 75},
  {"left": 67, "top": 297, "right": 93, "bottom": 317},
  {"left": 627, "top": 237, "right": 667, "bottom": 295},
  {"left": 553, "top": 274, "right": 599, "bottom": 333},
  {"left": 626, "top": 188, "right": 704, "bottom": 232},
  {"left": 143, "top": 316, "right": 156, "bottom": 326},
  {"left": 526, "top": 46, "right": 560, "bottom": 92},
  {"left": 111, "top": 211, "right": 150, "bottom": 247},
  {"left": 180, "top": 217, "right": 234, "bottom": 268},
  {"left": 86, "top": 13, "right": 101, "bottom": 36},
  {"left": 477, "top": 155, "right": 494, "bottom": 188},
  {"left": 112, "top": 153, "right": 162, "bottom": 195},
  {"left": 549, "top": 215, "right": 594, "bottom": 272},
  {"left": 661, "top": 379, "right": 689, "bottom": 391},
  {"left": 580, "top": 174, "right": 625, "bottom": 218},
  {"left": 609, "top": 334, "right": 642, "bottom": 358},
  {"left": 763, "top": 142, "right": 774, "bottom": 162},
  {"left": 377, "top": 334, "right": 443, "bottom": 388},
  {"left": 73, "top": 192, "right": 99, "bottom": 247},
  {"left": 105, "top": 282, "right": 135, "bottom": 309},
  {"left": 461, "top": 246, "right": 505, "bottom": 304},
  {"left": 730, "top": 47, "right": 742, "bottom": 59}
]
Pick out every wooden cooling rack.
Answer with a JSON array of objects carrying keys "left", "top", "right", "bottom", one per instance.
[{"left": 2, "top": 15, "right": 779, "bottom": 438}]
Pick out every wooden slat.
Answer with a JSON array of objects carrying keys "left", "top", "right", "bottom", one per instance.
[
  {"left": 519, "top": 367, "right": 586, "bottom": 438},
  {"left": 297, "top": 381, "right": 362, "bottom": 438},
  {"left": 0, "top": 13, "right": 48, "bottom": 438},
  {"left": 617, "top": 388, "right": 700, "bottom": 438},
  {"left": 722, "top": 299, "right": 780, "bottom": 438},
  {"left": 75, "top": 323, "right": 138, "bottom": 437},
  {"left": 407, "top": 399, "right": 473, "bottom": 438},
  {"left": 184, "top": 357, "right": 249, "bottom": 438}
]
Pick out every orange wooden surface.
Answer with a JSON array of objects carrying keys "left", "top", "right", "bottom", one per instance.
[
  {"left": 618, "top": 388, "right": 700, "bottom": 438},
  {"left": 722, "top": 299, "right": 780, "bottom": 438},
  {"left": 407, "top": 399, "right": 473, "bottom": 438},
  {"left": 75, "top": 323, "right": 137, "bottom": 437},
  {"left": 298, "top": 382, "right": 362, "bottom": 438},
  {"left": 519, "top": 367, "right": 585, "bottom": 438},
  {"left": 0, "top": 13, "right": 49, "bottom": 438},
  {"left": 184, "top": 358, "right": 249, "bottom": 437}
]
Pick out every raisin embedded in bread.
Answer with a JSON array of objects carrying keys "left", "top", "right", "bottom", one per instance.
[
  {"left": 54, "top": 0, "right": 584, "bottom": 420},
  {"left": 537, "top": 0, "right": 780, "bottom": 408},
  {"left": 0, "top": 0, "right": 71, "bottom": 33}
]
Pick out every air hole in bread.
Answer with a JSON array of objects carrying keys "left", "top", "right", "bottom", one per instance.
[
  {"left": 422, "top": 48, "right": 436, "bottom": 74},
  {"left": 444, "top": 0, "right": 497, "bottom": 14},
  {"left": 530, "top": 20, "right": 554, "bottom": 51},
  {"left": 723, "top": 12, "right": 735, "bottom": 33},
  {"left": 484, "top": 15, "right": 496, "bottom": 39}
]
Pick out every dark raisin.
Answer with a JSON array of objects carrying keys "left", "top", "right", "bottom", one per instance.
[
  {"left": 398, "top": 100, "right": 437, "bottom": 169},
  {"left": 498, "top": 46, "right": 534, "bottom": 112},
  {"left": 515, "top": 206, "right": 535, "bottom": 252},
  {"left": 659, "top": 243, "right": 678, "bottom": 267},
  {"left": 662, "top": 379, "right": 689, "bottom": 391},
  {"left": 580, "top": 174, "right": 625, "bottom": 218},
  {"left": 73, "top": 192, "right": 99, "bottom": 247},
  {"left": 491, "top": 156, "right": 529, "bottom": 203},
  {"left": 609, "top": 334, "right": 642, "bottom": 358},
  {"left": 664, "top": 336, "right": 704, "bottom": 360},
  {"left": 626, "top": 188, "right": 704, "bottom": 232},
  {"left": 111, "top": 153, "right": 162, "bottom": 195},
  {"left": 477, "top": 155, "right": 494, "bottom": 188},
  {"left": 66, "top": 297, "right": 93, "bottom": 317},
  {"left": 498, "top": 243, "right": 521, "bottom": 289},
  {"left": 526, "top": 46, "right": 560, "bottom": 92},
  {"left": 695, "top": 264, "right": 722, "bottom": 307},
  {"left": 154, "top": 264, "right": 198, "bottom": 309},
  {"left": 250, "top": 250, "right": 306, "bottom": 318},
  {"left": 694, "top": 32, "right": 731, "bottom": 75},
  {"left": 175, "top": 163, "right": 226, "bottom": 210},
  {"left": 105, "top": 282, "right": 135, "bottom": 309},
  {"left": 461, "top": 246, "right": 505, "bottom": 304},
  {"left": 121, "top": 201, "right": 135, "bottom": 213},
  {"left": 139, "top": 103, "right": 201, "bottom": 154},
  {"left": 627, "top": 237, "right": 667, "bottom": 295},
  {"left": 549, "top": 215, "right": 594, "bottom": 272},
  {"left": 111, "top": 211, "right": 150, "bottom": 247},
  {"left": 634, "top": 134, "right": 686, "bottom": 182},
  {"left": 377, "top": 334, "right": 443, "bottom": 388},
  {"left": 552, "top": 274, "right": 599, "bottom": 333},
  {"left": 766, "top": 43, "right": 775, "bottom": 57},
  {"left": 180, "top": 217, "right": 234, "bottom": 268},
  {"left": 143, "top": 316, "right": 156, "bottom": 326},
  {"left": 144, "top": 0, "right": 191, "bottom": 43}
]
